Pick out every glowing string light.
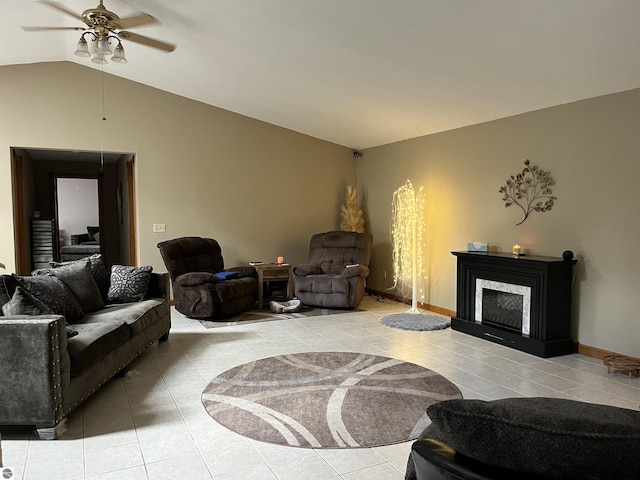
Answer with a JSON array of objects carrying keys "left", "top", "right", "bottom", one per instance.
[{"left": 390, "top": 180, "right": 426, "bottom": 313}]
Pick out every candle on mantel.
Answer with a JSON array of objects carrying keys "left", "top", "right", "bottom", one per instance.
[
  {"left": 512, "top": 244, "right": 521, "bottom": 256},
  {"left": 277, "top": 256, "right": 284, "bottom": 264}
]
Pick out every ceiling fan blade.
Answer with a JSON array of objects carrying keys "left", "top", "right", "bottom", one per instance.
[
  {"left": 38, "top": 1, "right": 84, "bottom": 22},
  {"left": 118, "top": 31, "right": 176, "bottom": 52},
  {"left": 22, "top": 26, "right": 85, "bottom": 32},
  {"left": 117, "top": 13, "right": 158, "bottom": 29}
]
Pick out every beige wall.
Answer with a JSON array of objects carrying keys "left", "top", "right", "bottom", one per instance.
[
  {"left": 0, "top": 62, "right": 354, "bottom": 275},
  {"left": 359, "top": 88, "right": 640, "bottom": 358},
  {"left": 3, "top": 61, "right": 638, "bottom": 358}
]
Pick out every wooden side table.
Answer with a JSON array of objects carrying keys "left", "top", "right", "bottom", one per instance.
[{"left": 254, "top": 264, "right": 294, "bottom": 310}]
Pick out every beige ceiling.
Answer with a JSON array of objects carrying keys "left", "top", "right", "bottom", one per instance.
[{"left": 3, "top": 0, "right": 640, "bottom": 149}]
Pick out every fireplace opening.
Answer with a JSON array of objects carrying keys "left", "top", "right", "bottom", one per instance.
[
  {"left": 475, "top": 278, "right": 531, "bottom": 336},
  {"left": 481, "top": 289, "right": 523, "bottom": 333}
]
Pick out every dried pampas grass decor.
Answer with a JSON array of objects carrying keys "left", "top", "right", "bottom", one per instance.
[{"left": 340, "top": 185, "right": 365, "bottom": 233}]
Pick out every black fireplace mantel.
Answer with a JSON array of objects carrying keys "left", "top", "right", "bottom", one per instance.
[{"left": 451, "top": 251, "right": 577, "bottom": 357}]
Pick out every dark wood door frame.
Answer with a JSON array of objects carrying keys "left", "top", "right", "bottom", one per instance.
[
  {"left": 127, "top": 157, "right": 137, "bottom": 265},
  {"left": 10, "top": 152, "right": 28, "bottom": 274},
  {"left": 10, "top": 148, "right": 138, "bottom": 273}
]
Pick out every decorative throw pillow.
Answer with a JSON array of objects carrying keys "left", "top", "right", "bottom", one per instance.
[
  {"left": 0, "top": 274, "right": 12, "bottom": 316},
  {"left": 2, "top": 286, "right": 53, "bottom": 316},
  {"left": 7, "top": 274, "right": 84, "bottom": 323},
  {"left": 1, "top": 287, "right": 78, "bottom": 338},
  {"left": 107, "top": 265, "right": 153, "bottom": 303},
  {"left": 50, "top": 254, "right": 109, "bottom": 301},
  {"left": 50, "top": 259, "right": 104, "bottom": 313},
  {"left": 425, "top": 397, "right": 640, "bottom": 480},
  {"left": 87, "top": 225, "right": 100, "bottom": 240}
]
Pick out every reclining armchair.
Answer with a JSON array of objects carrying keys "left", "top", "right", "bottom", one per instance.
[
  {"left": 157, "top": 236, "right": 258, "bottom": 319},
  {"left": 294, "top": 231, "right": 373, "bottom": 308}
]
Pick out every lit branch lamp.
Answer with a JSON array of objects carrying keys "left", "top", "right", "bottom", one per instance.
[{"left": 391, "top": 180, "right": 426, "bottom": 313}]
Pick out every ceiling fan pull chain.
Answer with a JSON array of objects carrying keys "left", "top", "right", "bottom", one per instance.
[
  {"left": 99, "top": 64, "right": 106, "bottom": 170},
  {"left": 100, "top": 65, "right": 107, "bottom": 122}
]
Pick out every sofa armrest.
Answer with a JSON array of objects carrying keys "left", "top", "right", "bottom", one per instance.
[
  {"left": 225, "top": 266, "right": 257, "bottom": 278},
  {"left": 294, "top": 263, "right": 323, "bottom": 276},
  {"left": 175, "top": 272, "right": 220, "bottom": 286},
  {"left": 341, "top": 264, "right": 369, "bottom": 278},
  {"left": 0, "top": 315, "right": 68, "bottom": 428}
]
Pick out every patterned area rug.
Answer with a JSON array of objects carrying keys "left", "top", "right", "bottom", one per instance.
[
  {"left": 198, "top": 305, "right": 361, "bottom": 328},
  {"left": 201, "top": 352, "right": 462, "bottom": 448},
  {"left": 381, "top": 313, "right": 451, "bottom": 331}
]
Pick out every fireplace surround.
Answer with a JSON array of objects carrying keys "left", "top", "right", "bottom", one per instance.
[{"left": 451, "top": 251, "right": 577, "bottom": 357}]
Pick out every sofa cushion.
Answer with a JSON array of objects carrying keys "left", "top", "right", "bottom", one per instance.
[
  {"left": 50, "top": 254, "right": 110, "bottom": 301},
  {"left": 425, "top": 397, "right": 640, "bottom": 480},
  {"left": 50, "top": 259, "right": 104, "bottom": 313},
  {"left": 88, "top": 299, "right": 166, "bottom": 337},
  {"left": 66, "top": 320, "right": 131, "bottom": 377},
  {"left": 6, "top": 274, "right": 84, "bottom": 322},
  {"left": 296, "top": 274, "right": 349, "bottom": 295},
  {"left": 215, "top": 276, "right": 258, "bottom": 303},
  {"left": 107, "top": 265, "right": 153, "bottom": 303}
]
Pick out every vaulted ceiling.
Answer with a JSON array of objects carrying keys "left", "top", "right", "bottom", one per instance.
[{"left": 3, "top": 1, "right": 640, "bottom": 149}]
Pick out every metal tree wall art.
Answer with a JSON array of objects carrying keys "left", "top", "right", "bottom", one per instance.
[{"left": 499, "top": 159, "right": 557, "bottom": 225}]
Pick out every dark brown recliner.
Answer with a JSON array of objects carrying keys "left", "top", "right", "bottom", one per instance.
[
  {"left": 157, "top": 236, "right": 258, "bottom": 319},
  {"left": 294, "top": 231, "right": 373, "bottom": 308}
]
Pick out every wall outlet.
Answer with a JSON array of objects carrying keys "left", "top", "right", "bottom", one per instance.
[
  {"left": 383, "top": 270, "right": 387, "bottom": 279},
  {"left": 153, "top": 223, "right": 166, "bottom": 233}
]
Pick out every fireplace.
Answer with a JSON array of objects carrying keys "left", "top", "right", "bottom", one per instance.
[{"left": 452, "top": 251, "right": 576, "bottom": 357}]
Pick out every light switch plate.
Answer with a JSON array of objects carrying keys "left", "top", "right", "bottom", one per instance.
[{"left": 153, "top": 224, "right": 166, "bottom": 233}]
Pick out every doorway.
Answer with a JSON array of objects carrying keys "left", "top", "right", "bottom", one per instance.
[
  {"left": 10, "top": 147, "right": 137, "bottom": 274},
  {"left": 52, "top": 175, "right": 104, "bottom": 262}
]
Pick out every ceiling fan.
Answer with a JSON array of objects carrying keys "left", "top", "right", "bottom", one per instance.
[{"left": 22, "top": 0, "right": 176, "bottom": 64}]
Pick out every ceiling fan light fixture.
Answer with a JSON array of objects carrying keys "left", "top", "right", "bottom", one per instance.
[
  {"left": 111, "top": 41, "right": 127, "bottom": 63},
  {"left": 95, "top": 38, "right": 112, "bottom": 55},
  {"left": 91, "top": 53, "right": 108, "bottom": 65},
  {"left": 74, "top": 36, "right": 92, "bottom": 58},
  {"left": 24, "top": 0, "right": 175, "bottom": 64}
]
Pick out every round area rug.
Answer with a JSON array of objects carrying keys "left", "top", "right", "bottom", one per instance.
[
  {"left": 381, "top": 313, "right": 451, "bottom": 331},
  {"left": 201, "top": 352, "right": 462, "bottom": 448}
]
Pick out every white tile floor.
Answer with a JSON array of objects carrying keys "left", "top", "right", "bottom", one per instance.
[{"left": 2, "top": 295, "right": 639, "bottom": 480}]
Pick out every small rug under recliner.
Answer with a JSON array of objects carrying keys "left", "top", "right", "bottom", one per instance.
[{"left": 380, "top": 313, "right": 451, "bottom": 331}]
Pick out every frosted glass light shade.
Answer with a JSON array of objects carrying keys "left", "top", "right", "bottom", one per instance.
[
  {"left": 91, "top": 53, "right": 108, "bottom": 65},
  {"left": 74, "top": 37, "right": 91, "bottom": 57},
  {"left": 95, "top": 38, "right": 112, "bottom": 55},
  {"left": 111, "top": 42, "right": 127, "bottom": 63}
]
